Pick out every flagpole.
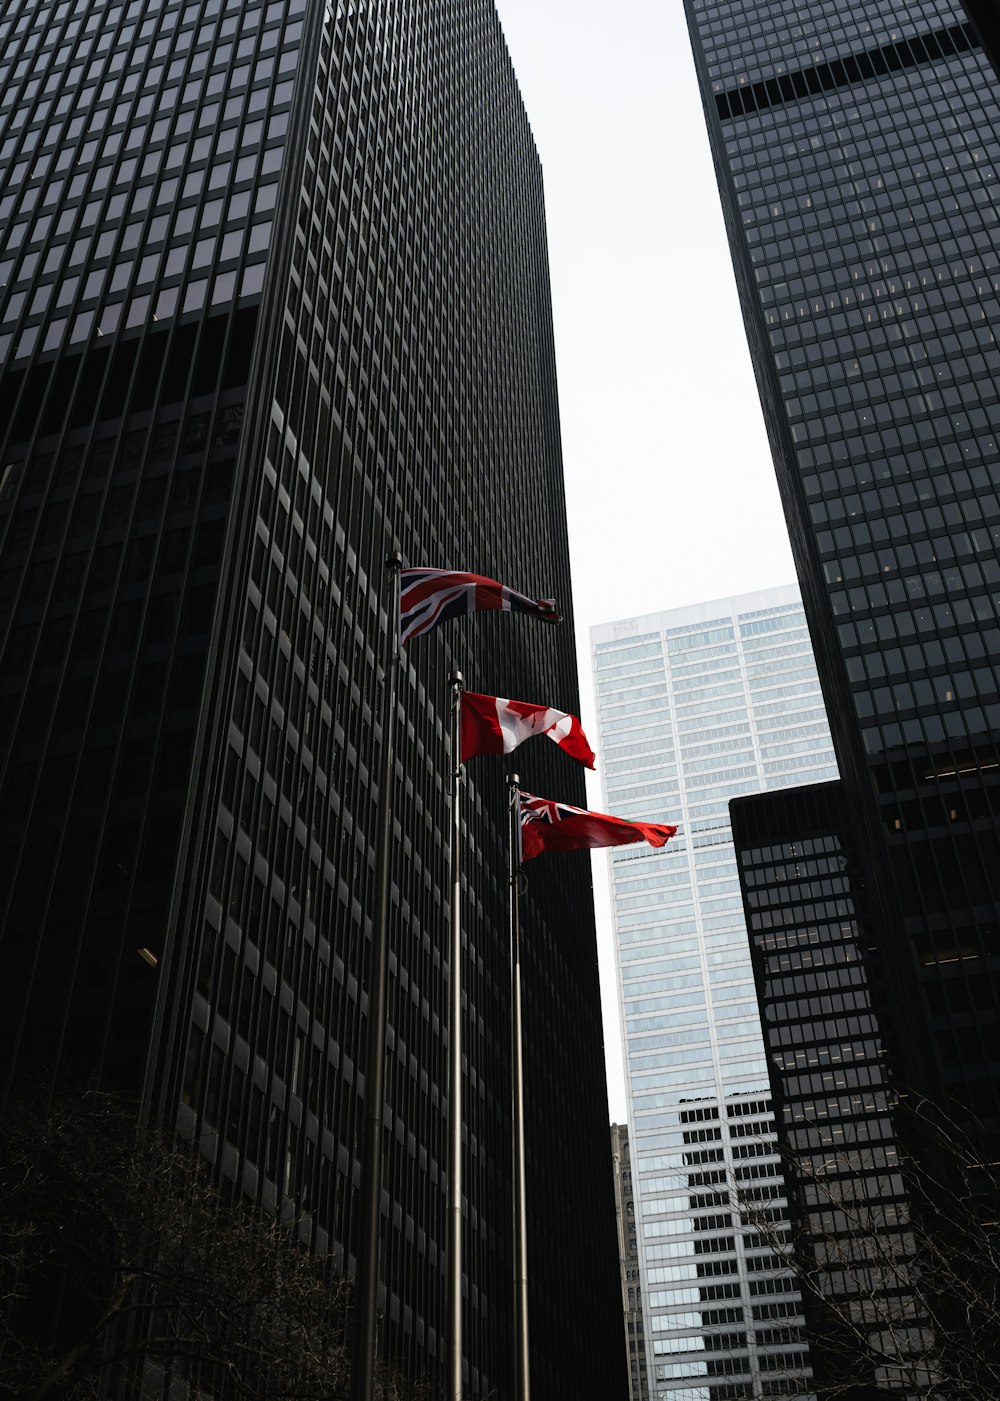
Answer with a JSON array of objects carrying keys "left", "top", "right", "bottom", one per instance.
[
  {"left": 350, "top": 550, "right": 402, "bottom": 1401},
  {"left": 507, "top": 774, "right": 530, "bottom": 1401},
  {"left": 447, "top": 670, "right": 465, "bottom": 1401}
]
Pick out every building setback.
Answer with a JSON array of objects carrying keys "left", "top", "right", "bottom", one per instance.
[
  {"left": 593, "top": 584, "right": 839, "bottom": 1401},
  {"left": 0, "top": 2, "right": 625, "bottom": 1397},
  {"left": 682, "top": 0, "right": 1000, "bottom": 1125},
  {"left": 730, "top": 782, "right": 919, "bottom": 1397}
]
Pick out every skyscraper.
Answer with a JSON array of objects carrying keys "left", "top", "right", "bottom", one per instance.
[
  {"left": 612, "top": 1122, "right": 652, "bottom": 1401},
  {"left": 730, "top": 782, "right": 918, "bottom": 1397},
  {"left": 592, "top": 583, "right": 839, "bottom": 1401},
  {"left": 0, "top": 2, "right": 625, "bottom": 1397},
  {"left": 683, "top": 0, "right": 1000, "bottom": 1124}
]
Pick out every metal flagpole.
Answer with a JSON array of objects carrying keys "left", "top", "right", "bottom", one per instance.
[
  {"left": 508, "top": 774, "right": 531, "bottom": 1401},
  {"left": 447, "top": 670, "right": 465, "bottom": 1401},
  {"left": 350, "top": 550, "right": 402, "bottom": 1401}
]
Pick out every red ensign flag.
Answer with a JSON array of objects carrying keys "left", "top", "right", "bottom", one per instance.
[
  {"left": 461, "top": 693, "right": 596, "bottom": 769},
  {"left": 519, "top": 792, "right": 677, "bottom": 862}
]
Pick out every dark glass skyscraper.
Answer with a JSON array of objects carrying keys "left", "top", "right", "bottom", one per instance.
[
  {"left": 684, "top": 0, "right": 1000, "bottom": 1125},
  {"left": 0, "top": 2, "right": 625, "bottom": 1397},
  {"left": 731, "top": 782, "right": 919, "bottom": 1397}
]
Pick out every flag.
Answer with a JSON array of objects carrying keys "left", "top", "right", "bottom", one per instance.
[
  {"left": 399, "top": 568, "right": 560, "bottom": 644},
  {"left": 519, "top": 791, "right": 677, "bottom": 862},
  {"left": 461, "top": 692, "right": 596, "bottom": 769}
]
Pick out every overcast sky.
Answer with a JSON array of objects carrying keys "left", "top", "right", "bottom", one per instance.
[{"left": 491, "top": 0, "right": 798, "bottom": 1121}]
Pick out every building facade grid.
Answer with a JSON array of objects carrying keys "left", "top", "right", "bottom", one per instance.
[
  {"left": 683, "top": 0, "right": 1000, "bottom": 1125},
  {"left": 730, "top": 782, "right": 920, "bottom": 1398},
  {"left": 0, "top": 2, "right": 627, "bottom": 1397}
]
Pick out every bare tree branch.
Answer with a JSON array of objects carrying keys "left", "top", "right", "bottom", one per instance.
[
  {"left": 0, "top": 1091, "right": 430, "bottom": 1401},
  {"left": 730, "top": 1093, "right": 1000, "bottom": 1400}
]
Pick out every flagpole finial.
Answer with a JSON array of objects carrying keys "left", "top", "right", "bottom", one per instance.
[
  {"left": 386, "top": 549, "right": 402, "bottom": 569},
  {"left": 450, "top": 669, "right": 464, "bottom": 690},
  {"left": 509, "top": 773, "right": 520, "bottom": 789}
]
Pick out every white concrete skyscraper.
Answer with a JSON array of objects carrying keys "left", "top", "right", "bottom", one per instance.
[{"left": 592, "top": 584, "right": 838, "bottom": 1401}]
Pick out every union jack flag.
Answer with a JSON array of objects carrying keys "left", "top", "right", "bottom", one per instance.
[
  {"left": 519, "top": 790, "right": 677, "bottom": 862},
  {"left": 399, "top": 568, "right": 560, "bottom": 645},
  {"left": 520, "top": 794, "right": 587, "bottom": 830}
]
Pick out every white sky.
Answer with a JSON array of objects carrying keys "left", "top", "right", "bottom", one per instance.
[{"left": 492, "top": 0, "right": 798, "bottom": 1121}]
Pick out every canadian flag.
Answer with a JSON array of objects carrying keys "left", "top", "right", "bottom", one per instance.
[{"left": 461, "top": 692, "right": 596, "bottom": 769}]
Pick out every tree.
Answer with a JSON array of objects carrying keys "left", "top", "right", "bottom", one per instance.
[
  {"left": 0, "top": 1091, "right": 427, "bottom": 1401},
  {"left": 734, "top": 1095, "right": 1000, "bottom": 1400}
]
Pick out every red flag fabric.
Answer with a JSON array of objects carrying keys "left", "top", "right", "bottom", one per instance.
[
  {"left": 461, "top": 692, "right": 596, "bottom": 769},
  {"left": 399, "top": 568, "right": 560, "bottom": 644},
  {"left": 519, "top": 791, "right": 677, "bottom": 862}
]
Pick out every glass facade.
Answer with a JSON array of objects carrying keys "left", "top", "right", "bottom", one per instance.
[
  {"left": 730, "top": 782, "right": 919, "bottom": 1397},
  {"left": 0, "top": 3, "right": 626, "bottom": 1397},
  {"left": 0, "top": 0, "right": 302, "bottom": 1101},
  {"left": 592, "top": 584, "right": 839, "bottom": 1401},
  {"left": 684, "top": 0, "right": 1000, "bottom": 1124}
]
